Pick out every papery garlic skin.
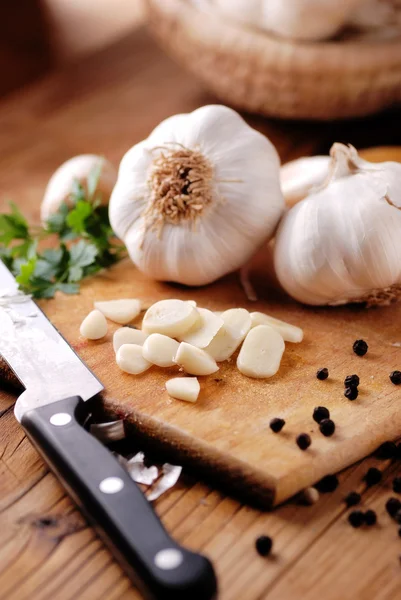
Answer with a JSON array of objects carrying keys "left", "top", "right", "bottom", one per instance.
[
  {"left": 109, "top": 105, "right": 284, "bottom": 286},
  {"left": 274, "top": 143, "right": 401, "bottom": 307},
  {"left": 41, "top": 155, "right": 117, "bottom": 222}
]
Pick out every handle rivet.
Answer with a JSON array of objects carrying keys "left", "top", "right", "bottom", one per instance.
[
  {"left": 154, "top": 549, "right": 183, "bottom": 570},
  {"left": 50, "top": 413, "right": 72, "bottom": 426},
  {"left": 99, "top": 477, "right": 124, "bottom": 494}
]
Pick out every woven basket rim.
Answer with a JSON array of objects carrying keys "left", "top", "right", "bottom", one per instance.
[{"left": 149, "top": 0, "right": 401, "bottom": 67}]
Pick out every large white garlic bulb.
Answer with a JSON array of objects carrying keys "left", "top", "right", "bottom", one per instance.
[
  {"left": 109, "top": 105, "right": 284, "bottom": 286},
  {"left": 274, "top": 143, "right": 401, "bottom": 306},
  {"left": 41, "top": 155, "right": 117, "bottom": 223}
]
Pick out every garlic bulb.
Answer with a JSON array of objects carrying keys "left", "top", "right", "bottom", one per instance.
[
  {"left": 274, "top": 143, "right": 401, "bottom": 307},
  {"left": 280, "top": 156, "right": 331, "bottom": 207},
  {"left": 214, "top": 0, "right": 364, "bottom": 40},
  {"left": 109, "top": 105, "right": 283, "bottom": 286},
  {"left": 41, "top": 155, "right": 117, "bottom": 222}
]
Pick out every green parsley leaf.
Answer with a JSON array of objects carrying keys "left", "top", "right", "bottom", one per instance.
[{"left": 66, "top": 200, "right": 93, "bottom": 233}]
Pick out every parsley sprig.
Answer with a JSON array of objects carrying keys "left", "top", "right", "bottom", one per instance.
[{"left": 0, "top": 166, "right": 125, "bottom": 298}]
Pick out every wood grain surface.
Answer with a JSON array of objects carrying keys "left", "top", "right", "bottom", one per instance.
[{"left": 1, "top": 25, "right": 401, "bottom": 600}]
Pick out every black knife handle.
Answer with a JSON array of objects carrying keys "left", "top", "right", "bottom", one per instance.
[{"left": 21, "top": 396, "right": 217, "bottom": 600}]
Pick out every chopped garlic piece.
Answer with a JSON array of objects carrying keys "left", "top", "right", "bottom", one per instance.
[
  {"left": 237, "top": 325, "right": 285, "bottom": 378},
  {"left": 166, "top": 377, "right": 200, "bottom": 402},
  {"left": 250, "top": 312, "right": 303, "bottom": 343},
  {"left": 113, "top": 327, "right": 148, "bottom": 353},
  {"left": 204, "top": 308, "right": 251, "bottom": 361},
  {"left": 94, "top": 299, "right": 141, "bottom": 324},
  {"left": 175, "top": 342, "right": 219, "bottom": 376},
  {"left": 116, "top": 344, "right": 151, "bottom": 374},
  {"left": 80, "top": 309, "right": 107, "bottom": 340},
  {"left": 142, "top": 299, "right": 200, "bottom": 337},
  {"left": 142, "top": 334, "right": 179, "bottom": 367},
  {"left": 179, "top": 307, "right": 223, "bottom": 348}
]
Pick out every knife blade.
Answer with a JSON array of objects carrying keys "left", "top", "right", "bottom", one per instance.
[{"left": 0, "top": 260, "right": 217, "bottom": 600}]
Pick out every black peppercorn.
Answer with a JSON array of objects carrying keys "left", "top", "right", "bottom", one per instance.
[
  {"left": 363, "top": 467, "right": 382, "bottom": 487},
  {"left": 315, "top": 474, "right": 339, "bottom": 493},
  {"left": 393, "top": 477, "right": 401, "bottom": 494},
  {"left": 353, "top": 339, "right": 368, "bottom": 356},
  {"left": 269, "top": 418, "right": 285, "bottom": 433},
  {"left": 390, "top": 371, "right": 401, "bottom": 385},
  {"left": 364, "top": 510, "right": 377, "bottom": 526},
  {"left": 375, "top": 441, "right": 397, "bottom": 460},
  {"left": 296, "top": 433, "right": 311, "bottom": 450},
  {"left": 344, "top": 374, "right": 360, "bottom": 387},
  {"left": 344, "top": 491, "right": 361, "bottom": 507},
  {"left": 316, "top": 368, "right": 329, "bottom": 380},
  {"left": 319, "top": 418, "right": 335, "bottom": 437},
  {"left": 348, "top": 510, "right": 364, "bottom": 528},
  {"left": 255, "top": 535, "right": 273, "bottom": 557},
  {"left": 313, "top": 406, "right": 330, "bottom": 424},
  {"left": 344, "top": 386, "right": 359, "bottom": 401},
  {"left": 386, "top": 497, "right": 401, "bottom": 517}
]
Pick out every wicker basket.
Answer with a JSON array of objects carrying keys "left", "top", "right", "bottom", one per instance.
[{"left": 146, "top": 0, "right": 401, "bottom": 120}]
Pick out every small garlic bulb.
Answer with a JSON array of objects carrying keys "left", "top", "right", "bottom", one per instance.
[
  {"left": 274, "top": 143, "right": 401, "bottom": 307},
  {"left": 41, "top": 155, "right": 117, "bottom": 222},
  {"left": 109, "top": 105, "right": 284, "bottom": 286}
]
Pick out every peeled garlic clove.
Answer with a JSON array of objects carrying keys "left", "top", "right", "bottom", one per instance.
[
  {"left": 113, "top": 327, "right": 148, "bottom": 353},
  {"left": 179, "top": 307, "right": 223, "bottom": 348},
  {"left": 94, "top": 299, "right": 141, "bottom": 324},
  {"left": 280, "top": 156, "right": 331, "bottom": 207},
  {"left": 142, "top": 299, "right": 200, "bottom": 337},
  {"left": 166, "top": 377, "right": 200, "bottom": 403},
  {"left": 250, "top": 312, "right": 303, "bottom": 343},
  {"left": 80, "top": 309, "right": 108, "bottom": 340},
  {"left": 142, "top": 334, "right": 179, "bottom": 367},
  {"left": 41, "top": 155, "right": 117, "bottom": 223},
  {"left": 175, "top": 342, "right": 219, "bottom": 376},
  {"left": 237, "top": 325, "right": 285, "bottom": 379},
  {"left": 204, "top": 308, "right": 251, "bottom": 361},
  {"left": 116, "top": 344, "right": 151, "bottom": 374}
]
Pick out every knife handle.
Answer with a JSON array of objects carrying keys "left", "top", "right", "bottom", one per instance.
[{"left": 21, "top": 396, "right": 217, "bottom": 600}]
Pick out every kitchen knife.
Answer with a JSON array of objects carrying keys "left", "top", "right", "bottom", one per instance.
[{"left": 0, "top": 260, "right": 217, "bottom": 600}]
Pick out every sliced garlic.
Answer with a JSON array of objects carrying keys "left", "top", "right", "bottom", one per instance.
[
  {"left": 94, "top": 298, "right": 141, "bottom": 324},
  {"left": 142, "top": 334, "right": 179, "bottom": 367},
  {"left": 175, "top": 342, "right": 219, "bottom": 376},
  {"left": 116, "top": 344, "right": 151, "bottom": 374},
  {"left": 142, "top": 299, "right": 200, "bottom": 338},
  {"left": 204, "top": 308, "right": 251, "bottom": 361},
  {"left": 80, "top": 309, "right": 108, "bottom": 340},
  {"left": 237, "top": 325, "right": 285, "bottom": 379},
  {"left": 250, "top": 312, "right": 303, "bottom": 343},
  {"left": 113, "top": 327, "right": 148, "bottom": 353},
  {"left": 179, "top": 307, "right": 223, "bottom": 348},
  {"left": 166, "top": 377, "right": 200, "bottom": 403}
]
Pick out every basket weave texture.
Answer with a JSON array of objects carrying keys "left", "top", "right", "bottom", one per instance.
[{"left": 147, "top": 0, "right": 401, "bottom": 120}]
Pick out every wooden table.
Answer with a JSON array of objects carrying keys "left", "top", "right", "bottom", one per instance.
[{"left": 1, "top": 27, "right": 401, "bottom": 600}]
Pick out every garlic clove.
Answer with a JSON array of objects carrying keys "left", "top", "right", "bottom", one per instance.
[
  {"left": 113, "top": 327, "right": 148, "bottom": 353},
  {"left": 204, "top": 308, "right": 251, "bottom": 361},
  {"left": 175, "top": 342, "right": 219, "bottom": 376},
  {"left": 41, "top": 155, "right": 117, "bottom": 223},
  {"left": 179, "top": 307, "right": 223, "bottom": 348},
  {"left": 94, "top": 299, "right": 141, "bottom": 324},
  {"left": 116, "top": 344, "right": 151, "bottom": 374},
  {"left": 250, "top": 312, "right": 303, "bottom": 343},
  {"left": 280, "top": 156, "right": 331, "bottom": 207},
  {"left": 142, "top": 299, "right": 200, "bottom": 338},
  {"left": 166, "top": 377, "right": 200, "bottom": 403},
  {"left": 237, "top": 325, "right": 285, "bottom": 379},
  {"left": 188, "top": 300, "right": 197, "bottom": 307},
  {"left": 80, "top": 309, "right": 108, "bottom": 340},
  {"left": 142, "top": 334, "right": 180, "bottom": 367}
]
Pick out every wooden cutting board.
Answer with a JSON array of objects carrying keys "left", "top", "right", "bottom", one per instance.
[{"left": 10, "top": 251, "right": 400, "bottom": 508}]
